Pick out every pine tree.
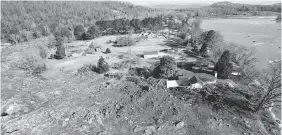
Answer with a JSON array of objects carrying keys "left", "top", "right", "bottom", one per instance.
[
  {"left": 214, "top": 50, "right": 233, "bottom": 79},
  {"left": 96, "top": 57, "right": 109, "bottom": 73}
]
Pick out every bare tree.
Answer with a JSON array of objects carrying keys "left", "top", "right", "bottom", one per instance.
[
  {"left": 211, "top": 42, "right": 258, "bottom": 79},
  {"left": 182, "top": 17, "right": 202, "bottom": 49},
  {"left": 190, "top": 18, "right": 202, "bottom": 49},
  {"left": 228, "top": 43, "right": 258, "bottom": 69},
  {"left": 253, "top": 61, "right": 281, "bottom": 112}
]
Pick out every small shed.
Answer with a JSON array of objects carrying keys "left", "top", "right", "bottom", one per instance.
[
  {"left": 166, "top": 80, "right": 180, "bottom": 88},
  {"left": 71, "top": 50, "right": 86, "bottom": 58},
  {"left": 166, "top": 76, "right": 204, "bottom": 89},
  {"left": 94, "top": 47, "right": 102, "bottom": 52},
  {"left": 143, "top": 51, "right": 159, "bottom": 58}
]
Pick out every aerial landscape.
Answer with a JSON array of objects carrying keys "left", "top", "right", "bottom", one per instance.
[{"left": 1, "top": 1, "right": 281, "bottom": 135}]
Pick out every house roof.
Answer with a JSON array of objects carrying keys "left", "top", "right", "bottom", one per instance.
[
  {"left": 167, "top": 76, "right": 205, "bottom": 88},
  {"left": 217, "top": 79, "right": 238, "bottom": 88},
  {"left": 189, "top": 76, "right": 204, "bottom": 84},
  {"left": 178, "top": 69, "right": 217, "bottom": 82},
  {"left": 143, "top": 51, "right": 158, "bottom": 55},
  {"left": 178, "top": 76, "right": 190, "bottom": 85},
  {"left": 167, "top": 80, "right": 180, "bottom": 88}
]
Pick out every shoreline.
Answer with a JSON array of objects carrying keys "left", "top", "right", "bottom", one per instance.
[{"left": 202, "top": 15, "right": 278, "bottom": 20}]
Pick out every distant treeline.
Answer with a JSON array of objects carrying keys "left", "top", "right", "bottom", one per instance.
[
  {"left": 95, "top": 16, "right": 180, "bottom": 35},
  {"left": 73, "top": 16, "right": 182, "bottom": 40},
  {"left": 175, "top": 2, "right": 281, "bottom": 17}
]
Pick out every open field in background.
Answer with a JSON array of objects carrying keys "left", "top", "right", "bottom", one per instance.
[
  {"left": 202, "top": 16, "right": 281, "bottom": 68},
  {"left": 45, "top": 35, "right": 174, "bottom": 76}
]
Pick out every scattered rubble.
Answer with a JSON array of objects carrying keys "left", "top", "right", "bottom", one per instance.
[
  {"left": 175, "top": 121, "right": 185, "bottom": 130},
  {"left": 134, "top": 125, "right": 144, "bottom": 132}
]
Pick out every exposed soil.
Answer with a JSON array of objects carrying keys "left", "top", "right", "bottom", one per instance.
[{"left": 1, "top": 36, "right": 280, "bottom": 135}]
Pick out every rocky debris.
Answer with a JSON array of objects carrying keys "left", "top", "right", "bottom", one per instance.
[
  {"left": 95, "top": 113, "right": 104, "bottom": 126},
  {"left": 62, "top": 121, "right": 68, "bottom": 127},
  {"left": 175, "top": 121, "right": 185, "bottom": 130},
  {"left": 5, "top": 103, "right": 28, "bottom": 115},
  {"left": 134, "top": 125, "right": 144, "bottom": 132},
  {"left": 97, "top": 131, "right": 108, "bottom": 135},
  {"left": 146, "top": 125, "right": 156, "bottom": 133},
  {"left": 50, "top": 91, "right": 62, "bottom": 97},
  {"left": 144, "top": 129, "right": 152, "bottom": 135},
  {"left": 248, "top": 80, "right": 261, "bottom": 87},
  {"left": 244, "top": 120, "right": 251, "bottom": 128},
  {"left": 1, "top": 95, "right": 37, "bottom": 118}
]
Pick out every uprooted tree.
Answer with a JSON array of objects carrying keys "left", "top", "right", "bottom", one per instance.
[
  {"left": 214, "top": 50, "right": 233, "bottom": 79},
  {"left": 252, "top": 61, "right": 281, "bottom": 112},
  {"left": 154, "top": 56, "right": 177, "bottom": 79},
  {"left": 190, "top": 18, "right": 202, "bottom": 50},
  {"left": 228, "top": 43, "right": 258, "bottom": 79},
  {"left": 200, "top": 30, "right": 224, "bottom": 56}
]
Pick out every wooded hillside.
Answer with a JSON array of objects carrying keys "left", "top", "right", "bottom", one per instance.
[{"left": 1, "top": 1, "right": 161, "bottom": 42}]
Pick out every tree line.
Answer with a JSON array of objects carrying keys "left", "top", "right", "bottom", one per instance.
[
  {"left": 95, "top": 16, "right": 166, "bottom": 35},
  {"left": 1, "top": 1, "right": 162, "bottom": 44},
  {"left": 175, "top": 2, "right": 281, "bottom": 17}
]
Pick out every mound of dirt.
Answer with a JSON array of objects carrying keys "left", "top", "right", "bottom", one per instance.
[{"left": 1, "top": 70, "right": 280, "bottom": 135}]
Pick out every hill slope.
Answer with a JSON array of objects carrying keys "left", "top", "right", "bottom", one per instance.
[
  {"left": 1, "top": 1, "right": 160, "bottom": 41},
  {"left": 210, "top": 1, "right": 281, "bottom": 12}
]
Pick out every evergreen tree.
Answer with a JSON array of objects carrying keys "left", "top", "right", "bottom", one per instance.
[
  {"left": 214, "top": 50, "right": 233, "bottom": 79},
  {"left": 86, "top": 25, "right": 101, "bottom": 39},
  {"left": 96, "top": 57, "right": 109, "bottom": 73},
  {"left": 105, "top": 48, "right": 111, "bottom": 54},
  {"left": 55, "top": 45, "right": 66, "bottom": 59},
  {"left": 74, "top": 25, "right": 85, "bottom": 40}
]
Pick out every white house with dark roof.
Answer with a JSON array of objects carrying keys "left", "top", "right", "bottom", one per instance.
[
  {"left": 71, "top": 49, "right": 86, "bottom": 58},
  {"left": 166, "top": 75, "right": 204, "bottom": 89},
  {"left": 143, "top": 51, "right": 159, "bottom": 58},
  {"left": 167, "top": 69, "right": 218, "bottom": 88}
]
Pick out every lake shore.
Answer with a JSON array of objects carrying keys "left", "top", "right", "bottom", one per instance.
[{"left": 202, "top": 16, "right": 281, "bottom": 69}]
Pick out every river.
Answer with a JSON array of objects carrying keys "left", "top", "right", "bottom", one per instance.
[{"left": 202, "top": 16, "right": 281, "bottom": 69}]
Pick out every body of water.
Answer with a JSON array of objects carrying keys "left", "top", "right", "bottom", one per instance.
[{"left": 202, "top": 16, "right": 281, "bottom": 69}]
